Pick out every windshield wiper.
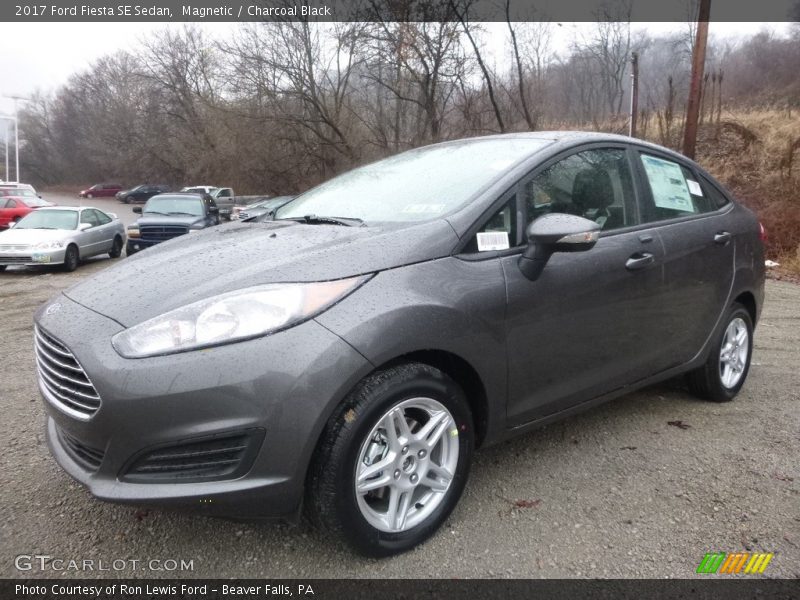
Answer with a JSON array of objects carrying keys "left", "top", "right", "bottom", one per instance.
[
  {"left": 143, "top": 210, "right": 169, "bottom": 216},
  {"left": 276, "top": 214, "right": 364, "bottom": 227},
  {"left": 167, "top": 212, "right": 198, "bottom": 216}
]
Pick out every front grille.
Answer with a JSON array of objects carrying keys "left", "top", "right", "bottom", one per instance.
[
  {"left": 0, "top": 244, "right": 30, "bottom": 251},
  {"left": 123, "top": 430, "right": 264, "bottom": 483},
  {"left": 58, "top": 427, "right": 105, "bottom": 471},
  {"left": 34, "top": 326, "right": 101, "bottom": 419},
  {"left": 0, "top": 255, "right": 32, "bottom": 263},
  {"left": 140, "top": 225, "right": 189, "bottom": 242}
]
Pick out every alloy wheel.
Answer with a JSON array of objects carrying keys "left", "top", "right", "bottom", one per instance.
[
  {"left": 719, "top": 317, "right": 749, "bottom": 389},
  {"left": 354, "top": 397, "right": 459, "bottom": 533}
]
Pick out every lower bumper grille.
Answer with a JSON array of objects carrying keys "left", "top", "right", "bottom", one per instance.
[
  {"left": 0, "top": 255, "right": 32, "bottom": 263},
  {"left": 122, "top": 430, "right": 264, "bottom": 483},
  {"left": 58, "top": 428, "right": 105, "bottom": 471}
]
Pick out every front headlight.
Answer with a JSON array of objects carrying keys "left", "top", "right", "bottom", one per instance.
[
  {"left": 34, "top": 241, "right": 65, "bottom": 250},
  {"left": 111, "top": 275, "right": 371, "bottom": 358},
  {"left": 127, "top": 227, "right": 140, "bottom": 239}
]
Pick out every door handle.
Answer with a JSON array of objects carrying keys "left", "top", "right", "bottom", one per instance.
[
  {"left": 714, "top": 231, "right": 732, "bottom": 245},
  {"left": 625, "top": 252, "right": 655, "bottom": 271}
]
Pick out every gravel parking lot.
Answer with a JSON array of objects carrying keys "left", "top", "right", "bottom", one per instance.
[{"left": 0, "top": 210, "right": 797, "bottom": 578}]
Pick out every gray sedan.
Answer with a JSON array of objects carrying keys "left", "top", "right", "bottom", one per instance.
[
  {"left": 34, "top": 132, "right": 764, "bottom": 557},
  {"left": 0, "top": 206, "right": 126, "bottom": 271}
]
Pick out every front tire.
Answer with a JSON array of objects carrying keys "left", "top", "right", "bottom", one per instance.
[
  {"left": 687, "top": 303, "right": 754, "bottom": 402},
  {"left": 306, "top": 363, "right": 474, "bottom": 557},
  {"left": 62, "top": 245, "right": 79, "bottom": 272},
  {"left": 109, "top": 236, "right": 123, "bottom": 258},
  {"left": 87, "top": 193, "right": 93, "bottom": 199}
]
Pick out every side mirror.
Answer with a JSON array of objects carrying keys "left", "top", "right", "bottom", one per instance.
[
  {"left": 79, "top": 222, "right": 92, "bottom": 231},
  {"left": 518, "top": 214, "right": 601, "bottom": 281},
  {"left": 132, "top": 206, "right": 142, "bottom": 214}
]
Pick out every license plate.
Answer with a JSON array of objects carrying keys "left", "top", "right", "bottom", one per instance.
[{"left": 32, "top": 253, "right": 51, "bottom": 263}]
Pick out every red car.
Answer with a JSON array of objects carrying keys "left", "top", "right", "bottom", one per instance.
[
  {"left": 0, "top": 190, "right": 53, "bottom": 228},
  {"left": 78, "top": 183, "right": 123, "bottom": 199}
]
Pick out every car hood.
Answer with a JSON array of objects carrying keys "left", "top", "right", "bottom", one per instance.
[
  {"left": 64, "top": 219, "right": 458, "bottom": 327},
  {"left": 136, "top": 215, "right": 207, "bottom": 227},
  {"left": 0, "top": 228, "right": 75, "bottom": 244}
]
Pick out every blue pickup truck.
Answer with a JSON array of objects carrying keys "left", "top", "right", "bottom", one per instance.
[{"left": 126, "top": 193, "right": 220, "bottom": 255}]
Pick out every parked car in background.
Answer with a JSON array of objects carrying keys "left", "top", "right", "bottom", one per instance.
[
  {"left": 181, "top": 185, "right": 218, "bottom": 195},
  {"left": 211, "top": 187, "right": 235, "bottom": 220},
  {"left": 0, "top": 189, "right": 54, "bottom": 228},
  {"left": 0, "top": 206, "right": 125, "bottom": 271},
  {"left": 237, "top": 196, "right": 294, "bottom": 221},
  {"left": 126, "top": 193, "right": 220, "bottom": 255},
  {"left": 79, "top": 183, "right": 123, "bottom": 199},
  {"left": 0, "top": 181, "right": 41, "bottom": 197},
  {"left": 33, "top": 132, "right": 764, "bottom": 557},
  {"left": 116, "top": 184, "right": 171, "bottom": 204}
]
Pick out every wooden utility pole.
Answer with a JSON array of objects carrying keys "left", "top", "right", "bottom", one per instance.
[
  {"left": 629, "top": 51, "right": 639, "bottom": 137},
  {"left": 682, "top": 0, "right": 711, "bottom": 159}
]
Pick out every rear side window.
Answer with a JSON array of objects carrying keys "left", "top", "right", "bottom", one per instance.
[
  {"left": 638, "top": 154, "right": 715, "bottom": 222},
  {"left": 94, "top": 210, "right": 112, "bottom": 225}
]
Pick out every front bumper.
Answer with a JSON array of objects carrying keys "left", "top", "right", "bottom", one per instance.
[
  {"left": 0, "top": 247, "right": 67, "bottom": 266},
  {"left": 126, "top": 238, "right": 161, "bottom": 253},
  {"left": 36, "top": 294, "right": 372, "bottom": 519}
]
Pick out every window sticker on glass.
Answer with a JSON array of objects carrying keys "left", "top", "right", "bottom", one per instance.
[
  {"left": 476, "top": 231, "right": 510, "bottom": 251},
  {"left": 641, "top": 155, "right": 695, "bottom": 212},
  {"left": 686, "top": 179, "right": 703, "bottom": 196}
]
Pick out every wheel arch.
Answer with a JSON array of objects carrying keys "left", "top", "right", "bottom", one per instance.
[
  {"left": 377, "top": 349, "right": 490, "bottom": 449},
  {"left": 733, "top": 290, "right": 757, "bottom": 325}
]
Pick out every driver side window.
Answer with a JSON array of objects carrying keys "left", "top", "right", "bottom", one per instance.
[{"left": 521, "top": 148, "right": 638, "bottom": 232}]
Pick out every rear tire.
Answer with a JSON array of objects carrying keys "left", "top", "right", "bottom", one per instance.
[
  {"left": 0, "top": 265, "right": 6, "bottom": 272},
  {"left": 306, "top": 362, "right": 474, "bottom": 557},
  {"left": 109, "top": 236, "right": 123, "bottom": 258},
  {"left": 62, "top": 245, "right": 79, "bottom": 272},
  {"left": 687, "top": 303, "right": 753, "bottom": 402}
]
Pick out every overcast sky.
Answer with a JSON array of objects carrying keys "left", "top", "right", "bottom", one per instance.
[{"left": 0, "top": 21, "right": 789, "bottom": 119}]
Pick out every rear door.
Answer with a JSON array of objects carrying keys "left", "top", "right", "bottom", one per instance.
[
  {"left": 632, "top": 150, "right": 735, "bottom": 365},
  {"left": 496, "top": 145, "right": 670, "bottom": 425}
]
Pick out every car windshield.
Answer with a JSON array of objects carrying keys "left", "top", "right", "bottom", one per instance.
[
  {"left": 144, "top": 196, "right": 204, "bottom": 216},
  {"left": 275, "top": 138, "right": 551, "bottom": 224},
  {"left": 16, "top": 209, "right": 78, "bottom": 230}
]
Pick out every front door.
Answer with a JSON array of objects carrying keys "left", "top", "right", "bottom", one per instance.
[{"left": 501, "top": 146, "right": 669, "bottom": 426}]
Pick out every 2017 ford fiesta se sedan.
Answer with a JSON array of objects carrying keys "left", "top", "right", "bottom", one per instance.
[{"left": 35, "top": 133, "right": 764, "bottom": 556}]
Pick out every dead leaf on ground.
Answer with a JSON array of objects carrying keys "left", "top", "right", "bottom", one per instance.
[{"left": 667, "top": 420, "right": 691, "bottom": 430}]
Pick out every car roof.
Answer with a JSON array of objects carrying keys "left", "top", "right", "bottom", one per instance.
[
  {"left": 150, "top": 193, "right": 205, "bottom": 199},
  {"left": 36, "top": 206, "right": 100, "bottom": 212}
]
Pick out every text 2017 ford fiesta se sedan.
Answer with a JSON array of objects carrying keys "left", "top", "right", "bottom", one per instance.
[{"left": 35, "top": 133, "right": 764, "bottom": 556}]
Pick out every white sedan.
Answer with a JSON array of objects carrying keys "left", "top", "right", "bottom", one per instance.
[{"left": 0, "top": 206, "right": 126, "bottom": 272}]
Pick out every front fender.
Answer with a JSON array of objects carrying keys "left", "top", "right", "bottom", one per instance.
[{"left": 316, "top": 256, "right": 509, "bottom": 444}]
